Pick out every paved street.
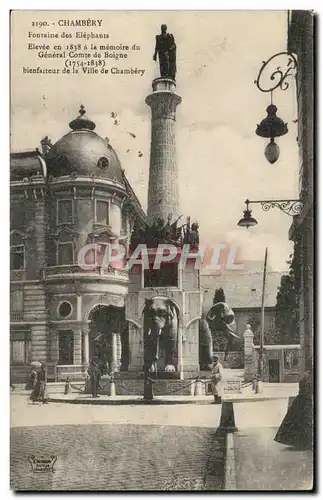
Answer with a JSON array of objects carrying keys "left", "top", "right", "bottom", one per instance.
[
  {"left": 234, "top": 428, "right": 313, "bottom": 491},
  {"left": 10, "top": 394, "right": 314, "bottom": 492},
  {"left": 11, "top": 395, "right": 221, "bottom": 429},
  {"left": 10, "top": 395, "right": 224, "bottom": 491},
  {"left": 232, "top": 400, "right": 313, "bottom": 491}
]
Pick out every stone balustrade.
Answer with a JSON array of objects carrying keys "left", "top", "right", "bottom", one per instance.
[{"left": 42, "top": 265, "right": 129, "bottom": 281}]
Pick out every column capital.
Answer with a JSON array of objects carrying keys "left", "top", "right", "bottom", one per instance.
[{"left": 82, "top": 322, "right": 91, "bottom": 335}]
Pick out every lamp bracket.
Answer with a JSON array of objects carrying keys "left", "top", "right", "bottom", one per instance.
[
  {"left": 255, "top": 52, "right": 298, "bottom": 93},
  {"left": 247, "top": 199, "right": 303, "bottom": 216}
]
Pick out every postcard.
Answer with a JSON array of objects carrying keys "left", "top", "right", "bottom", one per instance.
[{"left": 10, "top": 10, "right": 314, "bottom": 491}]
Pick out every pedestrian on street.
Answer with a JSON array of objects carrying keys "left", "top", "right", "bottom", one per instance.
[
  {"left": 211, "top": 356, "right": 224, "bottom": 404},
  {"left": 10, "top": 367, "right": 15, "bottom": 391},
  {"left": 25, "top": 367, "right": 37, "bottom": 390},
  {"left": 39, "top": 363, "right": 49, "bottom": 404},
  {"left": 252, "top": 373, "right": 261, "bottom": 393},
  {"left": 29, "top": 370, "right": 41, "bottom": 404},
  {"left": 88, "top": 359, "right": 101, "bottom": 398}
]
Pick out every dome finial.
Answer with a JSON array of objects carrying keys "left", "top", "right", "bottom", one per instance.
[{"left": 69, "top": 104, "right": 96, "bottom": 131}]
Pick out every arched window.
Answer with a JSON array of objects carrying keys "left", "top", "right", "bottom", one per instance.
[{"left": 10, "top": 232, "right": 25, "bottom": 270}]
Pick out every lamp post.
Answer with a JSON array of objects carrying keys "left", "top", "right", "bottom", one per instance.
[
  {"left": 254, "top": 52, "right": 297, "bottom": 163},
  {"left": 255, "top": 246, "right": 268, "bottom": 393}
]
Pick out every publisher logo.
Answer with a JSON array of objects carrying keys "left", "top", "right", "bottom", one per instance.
[{"left": 28, "top": 455, "right": 57, "bottom": 473}]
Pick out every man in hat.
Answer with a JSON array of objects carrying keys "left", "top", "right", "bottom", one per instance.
[
  {"left": 39, "top": 363, "right": 49, "bottom": 404},
  {"left": 88, "top": 359, "right": 101, "bottom": 398},
  {"left": 211, "top": 356, "right": 224, "bottom": 404}
]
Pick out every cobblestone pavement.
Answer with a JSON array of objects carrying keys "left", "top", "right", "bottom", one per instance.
[{"left": 10, "top": 396, "right": 224, "bottom": 491}]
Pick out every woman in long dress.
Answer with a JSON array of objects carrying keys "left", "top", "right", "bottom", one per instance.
[
  {"left": 29, "top": 364, "right": 49, "bottom": 404},
  {"left": 211, "top": 356, "right": 224, "bottom": 404},
  {"left": 25, "top": 368, "right": 37, "bottom": 390},
  {"left": 274, "top": 368, "right": 313, "bottom": 450},
  {"left": 29, "top": 371, "right": 41, "bottom": 403}
]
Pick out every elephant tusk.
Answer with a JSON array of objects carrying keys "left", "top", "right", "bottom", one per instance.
[{"left": 147, "top": 329, "right": 151, "bottom": 336}]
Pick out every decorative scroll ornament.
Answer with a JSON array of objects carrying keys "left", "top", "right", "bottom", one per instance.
[
  {"left": 260, "top": 200, "right": 303, "bottom": 216},
  {"left": 254, "top": 52, "right": 298, "bottom": 93}
]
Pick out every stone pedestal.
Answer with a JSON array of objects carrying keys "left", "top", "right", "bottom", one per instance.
[{"left": 243, "top": 324, "right": 256, "bottom": 382}]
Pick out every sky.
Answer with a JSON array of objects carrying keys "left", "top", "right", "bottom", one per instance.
[{"left": 10, "top": 10, "right": 300, "bottom": 272}]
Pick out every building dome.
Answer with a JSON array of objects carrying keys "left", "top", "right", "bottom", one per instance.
[{"left": 46, "top": 105, "right": 125, "bottom": 185}]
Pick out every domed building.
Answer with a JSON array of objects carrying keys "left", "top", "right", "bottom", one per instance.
[
  {"left": 11, "top": 83, "right": 209, "bottom": 393},
  {"left": 10, "top": 106, "right": 145, "bottom": 382}
]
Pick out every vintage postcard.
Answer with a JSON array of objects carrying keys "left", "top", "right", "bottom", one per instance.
[{"left": 10, "top": 10, "right": 314, "bottom": 491}]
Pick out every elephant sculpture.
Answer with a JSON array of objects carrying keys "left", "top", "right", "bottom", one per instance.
[
  {"left": 143, "top": 297, "right": 178, "bottom": 374},
  {"left": 206, "top": 302, "right": 241, "bottom": 360}
]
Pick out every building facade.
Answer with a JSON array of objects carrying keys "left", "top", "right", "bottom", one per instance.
[
  {"left": 288, "top": 10, "right": 314, "bottom": 374},
  {"left": 10, "top": 79, "right": 206, "bottom": 384},
  {"left": 10, "top": 107, "right": 145, "bottom": 382}
]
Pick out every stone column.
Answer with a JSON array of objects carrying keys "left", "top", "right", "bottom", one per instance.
[
  {"left": 111, "top": 333, "right": 118, "bottom": 372},
  {"left": 116, "top": 333, "right": 122, "bottom": 367},
  {"left": 73, "top": 328, "right": 82, "bottom": 365},
  {"left": 82, "top": 323, "right": 90, "bottom": 372},
  {"left": 243, "top": 324, "right": 255, "bottom": 382},
  {"left": 177, "top": 324, "right": 184, "bottom": 379},
  {"left": 145, "top": 78, "right": 182, "bottom": 223}
]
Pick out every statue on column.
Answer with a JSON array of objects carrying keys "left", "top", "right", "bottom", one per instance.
[{"left": 153, "top": 24, "right": 177, "bottom": 81}]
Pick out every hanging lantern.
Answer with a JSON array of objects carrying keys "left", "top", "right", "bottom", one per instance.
[{"left": 256, "top": 104, "right": 288, "bottom": 164}]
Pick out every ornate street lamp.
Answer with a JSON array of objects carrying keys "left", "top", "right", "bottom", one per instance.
[
  {"left": 255, "top": 52, "right": 297, "bottom": 164},
  {"left": 237, "top": 198, "right": 303, "bottom": 228},
  {"left": 237, "top": 200, "right": 258, "bottom": 229}
]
